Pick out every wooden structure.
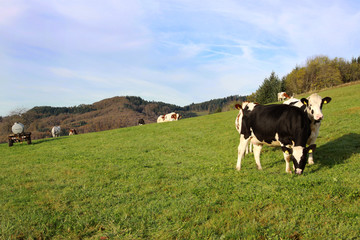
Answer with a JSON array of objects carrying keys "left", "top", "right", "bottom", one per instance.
[{"left": 8, "top": 132, "right": 32, "bottom": 147}]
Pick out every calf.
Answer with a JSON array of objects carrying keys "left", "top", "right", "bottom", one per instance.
[
  {"left": 236, "top": 104, "right": 315, "bottom": 174},
  {"left": 284, "top": 93, "right": 331, "bottom": 164}
]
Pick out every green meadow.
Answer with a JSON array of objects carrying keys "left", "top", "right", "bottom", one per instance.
[{"left": 1, "top": 83, "right": 360, "bottom": 239}]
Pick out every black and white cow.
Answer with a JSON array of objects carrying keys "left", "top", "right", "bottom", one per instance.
[
  {"left": 284, "top": 93, "right": 331, "bottom": 165},
  {"left": 138, "top": 119, "right": 145, "bottom": 125},
  {"left": 236, "top": 103, "right": 316, "bottom": 174},
  {"left": 235, "top": 102, "right": 257, "bottom": 154}
]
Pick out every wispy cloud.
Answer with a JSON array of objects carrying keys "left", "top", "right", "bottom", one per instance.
[{"left": 0, "top": 0, "right": 360, "bottom": 115}]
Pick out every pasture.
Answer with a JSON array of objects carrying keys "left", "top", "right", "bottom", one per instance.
[{"left": 1, "top": 83, "right": 360, "bottom": 239}]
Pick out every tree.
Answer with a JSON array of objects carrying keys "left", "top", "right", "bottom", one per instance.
[
  {"left": 284, "top": 66, "right": 306, "bottom": 94},
  {"left": 256, "top": 72, "right": 281, "bottom": 104},
  {"left": 313, "top": 63, "right": 342, "bottom": 89}
]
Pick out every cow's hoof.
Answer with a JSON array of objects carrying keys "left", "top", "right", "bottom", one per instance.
[{"left": 236, "top": 166, "right": 241, "bottom": 171}]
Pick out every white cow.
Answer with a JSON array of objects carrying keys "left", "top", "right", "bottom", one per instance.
[
  {"left": 284, "top": 93, "right": 331, "bottom": 164},
  {"left": 278, "top": 92, "right": 290, "bottom": 101},
  {"left": 51, "top": 126, "right": 61, "bottom": 137},
  {"left": 157, "top": 112, "right": 181, "bottom": 123}
]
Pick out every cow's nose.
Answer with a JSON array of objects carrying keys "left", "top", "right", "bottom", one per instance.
[
  {"left": 295, "top": 168, "right": 303, "bottom": 175},
  {"left": 315, "top": 114, "right": 323, "bottom": 121}
]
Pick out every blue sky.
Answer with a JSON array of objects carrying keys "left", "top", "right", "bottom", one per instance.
[{"left": 1, "top": 0, "right": 360, "bottom": 116}]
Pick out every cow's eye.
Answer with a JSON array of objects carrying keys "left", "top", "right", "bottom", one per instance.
[{"left": 311, "top": 109, "right": 314, "bottom": 114}]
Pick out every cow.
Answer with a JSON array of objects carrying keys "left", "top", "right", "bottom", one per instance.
[
  {"left": 138, "top": 119, "right": 145, "bottom": 125},
  {"left": 278, "top": 92, "right": 290, "bottom": 101},
  {"left": 69, "top": 129, "right": 77, "bottom": 135},
  {"left": 284, "top": 93, "right": 331, "bottom": 164},
  {"left": 157, "top": 112, "right": 181, "bottom": 123},
  {"left": 51, "top": 126, "right": 61, "bottom": 137},
  {"left": 235, "top": 102, "right": 257, "bottom": 154},
  {"left": 236, "top": 103, "right": 316, "bottom": 174},
  {"left": 157, "top": 114, "right": 166, "bottom": 123}
]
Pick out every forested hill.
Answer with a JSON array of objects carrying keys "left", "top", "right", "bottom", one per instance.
[
  {"left": 184, "top": 95, "right": 246, "bottom": 113},
  {"left": 0, "top": 95, "right": 245, "bottom": 143}
]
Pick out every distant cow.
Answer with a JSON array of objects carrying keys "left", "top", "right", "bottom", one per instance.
[
  {"left": 51, "top": 126, "right": 61, "bottom": 137},
  {"left": 278, "top": 92, "right": 290, "bottom": 101},
  {"left": 236, "top": 103, "right": 316, "bottom": 174},
  {"left": 138, "top": 119, "right": 145, "bottom": 125},
  {"left": 69, "top": 129, "right": 77, "bottom": 135},
  {"left": 284, "top": 93, "right": 331, "bottom": 164},
  {"left": 157, "top": 112, "right": 181, "bottom": 123}
]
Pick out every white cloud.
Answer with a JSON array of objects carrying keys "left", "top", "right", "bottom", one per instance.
[{"left": 1, "top": 0, "right": 360, "bottom": 116}]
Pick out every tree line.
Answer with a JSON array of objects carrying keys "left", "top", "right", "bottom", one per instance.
[{"left": 249, "top": 55, "right": 360, "bottom": 104}]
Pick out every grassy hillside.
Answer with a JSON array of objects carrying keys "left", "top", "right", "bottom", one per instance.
[
  {"left": 0, "top": 95, "right": 244, "bottom": 143},
  {"left": 1, "top": 83, "right": 359, "bottom": 239}
]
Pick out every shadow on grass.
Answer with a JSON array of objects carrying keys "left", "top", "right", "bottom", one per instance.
[{"left": 311, "top": 133, "right": 360, "bottom": 172}]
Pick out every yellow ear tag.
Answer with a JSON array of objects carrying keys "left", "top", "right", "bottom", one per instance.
[
  {"left": 309, "top": 149, "right": 313, "bottom": 153},
  {"left": 285, "top": 150, "right": 289, "bottom": 155},
  {"left": 324, "top": 100, "right": 327, "bottom": 104}
]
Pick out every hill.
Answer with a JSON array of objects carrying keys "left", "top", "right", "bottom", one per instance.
[
  {"left": 0, "top": 83, "right": 359, "bottom": 239},
  {"left": 0, "top": 95, "right": 245, "bottom": 143}
]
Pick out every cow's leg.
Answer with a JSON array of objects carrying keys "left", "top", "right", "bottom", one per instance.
[
  {"left": 307, "top": 137, "right": 317, "bottom": 165},
  {"left": 236, "top": 135, "right": 250, "bottom": 171},
  {"left": 307, "top": 123, "right": 320, "bottom": 165},
  {"left": 252, "top": 144, "right": 263, "bottom": 170},
  {"left": 307, "top": 135, "right": 318, "bottom": 165},
  {"left": 283, "top": 152, "right": 292, "bottom": 174},
  {"left": 245, "top": 143, "right": 249, "bottom": 154}
]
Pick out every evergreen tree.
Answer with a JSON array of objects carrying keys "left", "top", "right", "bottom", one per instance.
[{"left": 256, "top": 72, "right": 281, "bottom": 104}]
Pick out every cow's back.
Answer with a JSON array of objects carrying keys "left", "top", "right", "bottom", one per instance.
[{"left": 244, "top": 104, "right": 310, "bottom": 146}]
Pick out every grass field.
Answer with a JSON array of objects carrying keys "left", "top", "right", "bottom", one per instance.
[{"left": 1, "top": 83, "right": 360, "bottom": 239}]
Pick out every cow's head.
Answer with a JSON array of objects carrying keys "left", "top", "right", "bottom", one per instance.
[
  {"left": 282, "top": 144, "right": 316, "bottom": 174},
  {"left": 171, "top": 113, "right": 181, "bottom": 120},
  {"left": 236, "top": 102, "right": 258, "bottom": 112},
  {"left": 301, "top": 94, "right": 332, "bottom": 121}
]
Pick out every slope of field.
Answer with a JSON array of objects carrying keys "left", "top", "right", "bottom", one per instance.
[
  {"left": 0, "top": 95, "right": 244, "bottom": 143},
  {"left": 0, "top": 84, "right": 359, "bottom": 239}
]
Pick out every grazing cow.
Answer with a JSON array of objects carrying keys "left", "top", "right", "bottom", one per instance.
[
  {"left": 69, "top": 129, "right": 77, "bottom": 135},
  {"left": 157, "top": 114, "right": 166, "bottom": 123},
  {"left": 284, "top": 93, "right": 331, "bottom": 164},
  {"left": 236, "top": 104, "right": 316, "bottom": 174},
  {"left": 157, "top": 112, "right": 181, "bottom": 123},
  {"left": 138, "top": 119, "right": 145, "bottom": 125},
  {"left": 51, "top": 126, "right": 61, "bottom": 137},
  {"left": 278, "top": 92, "right": 290, "bottom": 101}
]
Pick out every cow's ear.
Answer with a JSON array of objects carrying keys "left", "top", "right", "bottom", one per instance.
[
  {"left": 301, "top": 98, "right": 309, "bottom": 106},
  {"left": 322, "top": 97, "right": 332, "bottom": 104},
  {"left": 307, "top": 144, "right": 316, "bottom": 153},
  {"left": 281, "top": 146, "right": 292, "bottom": 155},
  {"left": 235, "top": 104, "right": 242, "bottom": 110}
]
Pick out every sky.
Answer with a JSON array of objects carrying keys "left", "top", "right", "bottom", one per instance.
[{"left": 1, "top": 0, "right": 360, "bottom": 116}]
